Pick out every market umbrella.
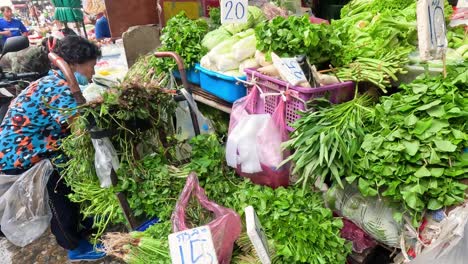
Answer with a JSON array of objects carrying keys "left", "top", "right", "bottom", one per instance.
[{"left": 51, "top": 0, "right": 84, "bottom": 23}]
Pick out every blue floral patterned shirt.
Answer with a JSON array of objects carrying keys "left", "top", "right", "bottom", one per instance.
[{"left": 0, "top": 70, "right": 88, "bottom": 172}]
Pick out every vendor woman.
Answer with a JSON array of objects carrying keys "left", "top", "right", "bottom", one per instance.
[{"left": 0, "top": 36, "right": 105, "bottom": 262}]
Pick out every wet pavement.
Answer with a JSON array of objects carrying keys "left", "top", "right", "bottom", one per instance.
[{"left": 0, "top": 230, "right": 125, "bottom": 264}]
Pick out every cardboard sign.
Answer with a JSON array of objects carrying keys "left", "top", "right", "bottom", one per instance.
[
  {"left": 221, "top": 0, "right": 248, "bottom": 24},
  {"left": 246, "top": 206, "right": 271, "bottom": 264},
  {"left": 417, "top": 0, "right": 448, "bottom": 60},
  {"left": 271, "top": 53, "right": 308, "bottom": 86},
  {"left": 168, "top": 226, "right": 218, "bottom": 264}
]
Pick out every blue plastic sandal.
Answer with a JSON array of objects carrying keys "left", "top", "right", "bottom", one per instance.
[{"left": 68, "top": 239, "right": 106, "bottom": 262}]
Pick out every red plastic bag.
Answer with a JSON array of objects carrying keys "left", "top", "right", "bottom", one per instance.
[
  {"left": 226, "top": 88, "right": 290, "bottom": 188},
  {"left": 171, "top": 173, "right": 242, "bottom": 264}
]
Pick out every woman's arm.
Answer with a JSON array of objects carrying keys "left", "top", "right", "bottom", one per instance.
[
  {"left": 19, "top": 21, "right": 29, "bottom": 36},
  {"left": 0, "top": 30, "right": 12, "bottom": 36}
]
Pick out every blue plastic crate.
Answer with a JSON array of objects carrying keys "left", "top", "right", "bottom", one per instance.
[
  {"left": 173, "top": 65, "right": 200, "bottom": 85},
  {"left": 195, "top": 65, "right": 247, "bottom": 103}
]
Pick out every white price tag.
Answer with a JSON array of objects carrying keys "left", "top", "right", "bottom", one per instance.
[
  {"left": 271, "top": 53, "right": 307, "bottom": 86},
  {"left": 221, "top": 0, "right": 248, "bottom": 24},
  {"left": 458, "top": 0, "right": 468, "bottom": 8},
  {"left": 168, "top": 226, "right": 218, "bottom": 264},
  {"left": 417, "top": 0, "right": 448, "bottom": 60},
  {"left": 245, "top": 206, "right": 271, "bottom": 264}
]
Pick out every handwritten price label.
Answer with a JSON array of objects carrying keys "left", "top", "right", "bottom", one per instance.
[
  {"left": 417, "top": 0, "right": 447, "bottom": 60},
  {"left": 271, "top": 53, "right": 307, "bottom": 86},
  {"left": 221, "top": 0, "right": 248, "bottom": 24},
  {"left": 246, "top": 206, "right": 271, "bottom": 264},
  {"left": 168, "top": 226, "right": 218, "bottom": 264}
]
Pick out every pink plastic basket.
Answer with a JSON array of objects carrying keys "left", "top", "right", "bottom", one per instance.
[{"left": 244, "top": 68, "right": 356, "bottom": 131}]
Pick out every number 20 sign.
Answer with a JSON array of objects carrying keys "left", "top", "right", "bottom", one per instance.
[{"left": 221, "top": 0, "right": 248, "bottom": 24}]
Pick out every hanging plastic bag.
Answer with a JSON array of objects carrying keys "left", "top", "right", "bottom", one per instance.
[
  {"left": 92, "top": 137, "right": 120, "bottom": 188},
  {"left": 0, "top": 160, "right": 53, "bottom": 247},
  {"left": 409, "top": 204, "right": 468, "bottom": 264},
  {"left": 171, "top": 173, "right": 242, "bottom": 264},
  {"left": 226, "top": 88, "right": 290, "bottom": 188},
  {"left": 177, "top": 88, "right": 215, "bottom": 137},
  {"left": 325, "top": 183, "right": 403, "bottom": 248},
  {"left": 226, "top": 87, "right": 269, "bottom": 173}
]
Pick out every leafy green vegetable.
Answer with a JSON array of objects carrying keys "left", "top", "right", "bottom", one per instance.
[
  {"left": 255, "top": 15, "right": 331, "bottom": 63},
  {"left": 282, "top": 95, "right": 374, "bottom": 189},
  {"left": 330, "top": 0, "right": 418, "bottom": 90},
  {"left": 208, "top": 7, "right": 221, "bottom": 29},
  {"left": 351, "top": 63, "right": 468, "bottom": 224},
  {"left": 202, "top": 27, "right": 233, "bottom": 51},
  {"left": 158, "top": 12, "right": 209, "bottom": 71},
  {"left": 223, "top": 183, "right": 351, "bottom": 264}
]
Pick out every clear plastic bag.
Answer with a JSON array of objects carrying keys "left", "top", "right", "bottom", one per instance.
[
  {"left": 171, "top": 173, "right": 242, "bottom": 264},
  {"left": 92, "top": 137, "right": 120, "bottom": 188},
  {"left": 226, "top": 88, "right": 290, "bottom": 188},
  {"left": 325, "top": 183, "right": 403, "bottom": 248},
  {"left": 410, "top": 204, "right": 468, "bottom": 264},
  {"left": 177, "top": 88, "right": 215, "bottom": 138},
  {"left": 0, "top": 160, "right": 53, "bottom": 247}
]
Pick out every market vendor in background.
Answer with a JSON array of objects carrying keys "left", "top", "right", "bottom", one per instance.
[
  {"left": 95, "top": 11, "right": 111, "bottom": 40},
  {"left": 0, "top": 6, "right": 28, "bottom": 45},
  {"left": 0, "top": 36, "right": 106, "bottom": 262}
]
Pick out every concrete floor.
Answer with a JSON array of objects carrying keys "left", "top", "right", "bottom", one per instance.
[{"left": 0, "top": 230, "right": 125, "bottom": 264}]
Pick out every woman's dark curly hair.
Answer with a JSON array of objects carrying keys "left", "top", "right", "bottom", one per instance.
[{"left": 55, "top": 36, "right": 101, "bottom": 65}]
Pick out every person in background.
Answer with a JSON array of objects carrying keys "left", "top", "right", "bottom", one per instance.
[
  {"left": 0, "top": 6, "right": 28, "bottom": 44},
  {"left": 0, "top": 36, "right": 105, "bottom": 262},
  {"left": 94, "top": 12, "right": 111, "bottom": 40}
]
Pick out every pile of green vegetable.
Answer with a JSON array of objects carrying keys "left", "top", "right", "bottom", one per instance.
[
  {"left": 350, "top": 63, "right": 468, "bottom": 224},
  {"left": 282, "top": 94, "right": 374, "bottom": 189},
  {"left": 329, "top": 0, "right": 418, "bottom": 90},
  {"left": 60, "top": 82, "right": 178, "bottom": 239},
  {"left": 126, "top": 12, "right": 209, "bottom": 85},
  {"left": 157, "top": 12, "right": 209, "bottom": 72},
  {"left": 101, "top": 134, "right": 350, "bottom": 264},
  {"left": 255, "top": 15, "right": 331, "bottom": 63}
]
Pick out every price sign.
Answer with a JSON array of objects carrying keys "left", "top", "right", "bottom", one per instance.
[
  {"left": 221, "top": 0, "right": 248, "bottom": 24},
  {"left": 271, "top": 52, "right": 308, "bottom": 86},
  {"left": 417, "top": 0, "right": 447, "bottom": 60},
  {"left": 458, "top": 0, "right": 468, "bottom": 8},
  {"left": 168, "top": 226, "right": 218, "bottom": 264},
  {"left": 246, "top": 206, "right": 271, "bottom": 264}
]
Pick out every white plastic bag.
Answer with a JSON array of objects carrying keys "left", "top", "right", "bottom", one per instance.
[
  {"left": 226, "top": 114, "right": 271, "bottom": 173},
  {"left": 92, "top": 137, "right": 120, "bottom": 188},
  {"left": 0, "top": 160, "right": 53, "bottom": 247},
  {"left": 410, "top": 204, "right": 468, "bottom": 264}
]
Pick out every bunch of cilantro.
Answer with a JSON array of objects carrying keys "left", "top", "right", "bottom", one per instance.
[{"left": 157, "top": 12, "right": 209, "bottom": 72}]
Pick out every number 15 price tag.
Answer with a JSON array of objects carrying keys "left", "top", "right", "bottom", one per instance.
[{"left": 221, "top": 0, "right": 248, "bottom": 24}]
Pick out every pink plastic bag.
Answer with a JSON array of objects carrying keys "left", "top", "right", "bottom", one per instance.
[
  {"left": 226, "top": 88, "right": 290, "bottom": 188},
  {"left": 171, "top": 173, "right": 242, "bottom": 264},
  {"left": 341, "top": 218, "right": 378, "bottom": 253}
]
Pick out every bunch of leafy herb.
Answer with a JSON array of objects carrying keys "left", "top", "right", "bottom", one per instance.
[
  {"left": 282, "top": 94, "right": 375, "bottom": 189},
  {"left": 329, "top": 1, "right": 417, "bottom": 91},
  {"left": 208, "top": 7, "right": 221, "bottom": 29},
  {"left": 157, "top": 12, "right": 209, "bottom": 72},
  {"left": 340, "top": 0, "right": 415, "bottom": 17},
  {"left": 351, "top": 64, "right": 468, "bottom": 225},
  {"left": 60, "top": 83, "right": 178, "bottom": 239},
  {"left": 222, "top": 182, "right": 351, "bottom": 264},
  {"left": 255, "top": 15, "right": 331, "bottom": 63}
]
